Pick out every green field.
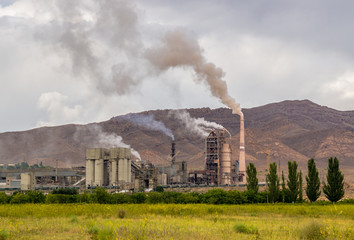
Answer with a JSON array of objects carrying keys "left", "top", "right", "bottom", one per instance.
[{"left": 0, "top": 204, "right": 352, "bottom": 239}]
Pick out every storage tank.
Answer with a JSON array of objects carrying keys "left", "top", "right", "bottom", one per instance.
[{"left": 221, "top": 143, "right": 232, "bottom": 185}]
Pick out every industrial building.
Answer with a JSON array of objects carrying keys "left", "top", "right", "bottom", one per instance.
[
  {"left": 85, "top": 148, "right": 132, "bottom": 188},
  {"left": 189, "top": 128, "right": 242, "bottom": 185},
  {"left": 156, "top": 141, "right": 188, "bottom": 185}
]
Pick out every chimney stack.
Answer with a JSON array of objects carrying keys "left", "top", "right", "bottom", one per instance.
[
  {"left": 171, "top": 140, "right": 176, "bottom": 164},
  {"left": 239, "top": 112, "right": 246, "bottom": 183}
]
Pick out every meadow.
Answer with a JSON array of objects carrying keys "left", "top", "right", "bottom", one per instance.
[{"left": 0, "top": 204, "right": 352, "bottom": 239}]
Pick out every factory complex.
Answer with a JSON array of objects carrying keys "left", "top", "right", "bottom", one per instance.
[{"left": 0, "top": 114, "right": 246, "bottom": 192}]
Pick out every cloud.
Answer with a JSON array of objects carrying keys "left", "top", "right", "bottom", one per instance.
[
  {"left": 1, "top": 0, "right": 354, "bottom": 132},
  {"left": 37, "top": 92, "right": 82, "bottom": 127}
]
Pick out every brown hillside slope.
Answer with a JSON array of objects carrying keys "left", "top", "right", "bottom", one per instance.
[{"left": 0, "top": 100, "right": 353, "bottom": 182}]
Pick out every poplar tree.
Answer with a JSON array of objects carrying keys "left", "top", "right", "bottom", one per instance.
[
  {"left": 246, "top": 163, "right": 259, "bottom": 193},
  {"left": 305, "top": 158, "right": 321, "bottom": 202},
  {"left": 266, "top": 162, "right": 280, "bottom": 203},
  {"left": 287, "top": 161, "right": 299, "bottom": 203},
  {"left": 323, "top": 157, "right": 344, "bottom": 203}
]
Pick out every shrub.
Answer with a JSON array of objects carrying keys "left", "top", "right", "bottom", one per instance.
[
  {"left": 10, "top": 193, "right": 29, "bottom": 204},
  {"left": 111, "top": 193, "right": 131, "bottom": 204},
  {"left": 202, "top": 189, "right": 227, "bottom": 204},
  {"left": 233, "top": 223, "right": 258, "bottom": 234},
  {"left": 51, "top": 188, "right": 78, "bottom": 195},
  {"left": 91, "top": 187, "right": 111, "bottom": 204},
  {"left": 45, "top": 194, "right": 77, "bottom": 203},
  {"left": 300, "top": 222, "right": 324, "bottom": 240},
  {"left": 117, "top": 209, "right": 126, "bottom": 219},
  {"left": 131, "top": 193, "right": 146, "bottom": 204},
  {"left": 27, "top": 191, "right": 45, "bottom": 203},
  {"left": 146, "top": 192, "right": 163, "bottom": 204},
  {"left": 154, "top": 186, "right": 164, "bottom": 192},
  {"left": 0, "top": 193, "right": 10, "bottom": 204}
]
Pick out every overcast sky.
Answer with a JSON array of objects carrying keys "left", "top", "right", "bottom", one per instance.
[{"left": 0, "top": 0, "right": 353, "bottom": 133}]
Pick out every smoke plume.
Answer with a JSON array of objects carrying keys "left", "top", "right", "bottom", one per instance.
[
  {"left": 171, "top": 110, "right": 223, "bottom": 138},
  {"left": 117, "top": 113, "right": 174, "bottom": 140},
  {"left": 74, "top": 124, "right": 141, "bottom": 159},
  {"left": 145, "top": 30, "right": 242, "bottom": 115}
]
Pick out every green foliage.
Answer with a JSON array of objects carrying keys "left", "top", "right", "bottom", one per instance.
[
  {"left": 111, "top": 193, "right": 131, "bottom": 204},
  {"left": 51, "top": 188, "right": 78, "bottom": 195},
  {"left": 246, "top": 163, "right": 259, "bottom": 193},
  {"left": 154, "top": 185, "right": 164, "bottom": 192},
  {"left": 46, "top": 193, "right": 78, "bottom": 203},
  {"left": 10, "top": 193, "right": 29, "bottom": 204},
  {"left": 0, "top": 193, "right": 10, "bottom": 204},
  {"left": 306, "top": 158, "right": 321, "bottom": 202},
  {"left": 267, "top": 162, "right": 280, "bottom": 203},
  {"left": 26, "top": 191, "right": 46, "bottom": 203},
  {"left": 287, "top": 161, "right": 300, "bottom": 203},
  {"left": 91, "top": 187, "right": 111, "bottom": 204},
  {"left": 201, "top": 189, "right": 227, "bottom": 204},
  {"left": 323, "top": 157, "right": 345, "bottom": 203},
  {"left": 233, "top": 223, "right": 258, "bottom": 234},
  {"left": 131, "top": 193, "right": 147, "bottom": 204}
]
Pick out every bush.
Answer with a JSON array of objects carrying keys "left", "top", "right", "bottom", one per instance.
[
  {"left": 154, "top": 186, "right": 164, "bottom": 192},
  {"left": 131, "top": 193, "right": 147, "bottom": 204},
  {"left": 201, "top": 189, "right": 227, "bottom": 204},
  {"left": 300, "top": 222, "right": 324, "bottom": 240},
  {"left": 91, "top": 187, "right": 111, "bottom": 204},
  {"left": 233, "top": 223, "right": 258, "bottom": 234},
  {"left": 179, "top": 192, "right": 200, "bottom": 204},
  {"left": 111, "top": 193, "right": 131, "bottom": 204},
  {"left": 117, "top": 209, "right": 126, "bottom": 219},
  {"left": 27, "top": 191, "right": 45, "bottom": 203},
  {"left": 46, "top": 194, "right": 78, "bottom": 203},
  {"left": 51, "top": 188, "right": 78, "bottom": 195},
  {"left": 0, "top": 193, "right": 10, "bottom": 204},
  {"left": 10, "top": 193, "right": 29, "bottom": 204},
  {"left": 146, "top": 192, "right": 163, "bottom": 204}
]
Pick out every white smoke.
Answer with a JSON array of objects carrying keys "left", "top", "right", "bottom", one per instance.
[
  {"left": 171, "top": 110, "right": 223, "bottom": 138},
  {"left": 118, "top": 113, "right": 174, "bottom": 140},
  {"left": 75, "top": 124, "right": 141, "bottom": 159}
]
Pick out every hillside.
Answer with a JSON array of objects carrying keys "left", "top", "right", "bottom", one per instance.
[{"left": 0, "top": 100, "right": 353, "bottom": 182}]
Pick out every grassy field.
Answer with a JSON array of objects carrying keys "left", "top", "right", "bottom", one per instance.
[{"left": 0, "top": 204, "right": 352, "bottom": 239}]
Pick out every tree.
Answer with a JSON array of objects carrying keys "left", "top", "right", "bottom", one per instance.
[
  {"left": 266, "top": 162, "right": 280, "bottom": 203},
  {"left": 287, "top": 161, "right": 299, "bottom": 203},
  {"left": 246, "top": 163, "right": 259, "bottom": 193},
  {"left": 323, "top": 157, "right": 345, "bottom": 203},
  {"left": 305, "top": 158, "right": 321, "bottom": 202}
]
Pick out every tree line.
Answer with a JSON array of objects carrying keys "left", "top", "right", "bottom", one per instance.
[{"left": 246, "top": 157, "right": 345, "bottom": 203}]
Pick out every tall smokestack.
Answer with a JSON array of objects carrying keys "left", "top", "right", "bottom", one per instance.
[
  {"left": 171, "top": 140, "right": 176, "bottom": 164},
  {"left": 239, "top": 112, "right": 246, "bottom": 183}
]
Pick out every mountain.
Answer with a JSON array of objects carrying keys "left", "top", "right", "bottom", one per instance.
[{"left": 0, "top": 100, "right": 353, "bottom": 182}]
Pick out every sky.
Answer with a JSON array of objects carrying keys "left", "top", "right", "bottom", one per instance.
[{"left": 0, "top": 0, "right": 354, "bottom": 133}]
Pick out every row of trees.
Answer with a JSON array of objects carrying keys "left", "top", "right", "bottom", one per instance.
[{"left": 246, "top": 157, "right": 345, "bottom": 203}]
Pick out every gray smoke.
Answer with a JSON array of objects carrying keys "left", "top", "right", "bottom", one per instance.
[
  {"left": 145, "top": 30, "right": 242, "bottom": 115},
  {"left": 171, "top": 110, "right": 223, "bottom": 138},
  {"left": 118, "top": 113, "right": 174, "bottom": 140},
  {"left": 35, "top": 0, "right": 241, "bottom": 115}
]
